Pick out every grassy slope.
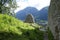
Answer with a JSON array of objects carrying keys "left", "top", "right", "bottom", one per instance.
[{"left": 0, "top": 14, "right": 44, "bottom": 40}]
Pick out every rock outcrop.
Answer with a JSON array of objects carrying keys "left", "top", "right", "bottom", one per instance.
[
  {"left": 24, "top": 14, "right": 35, "bottom": 23},
  {"left": 48, "top": 0, "right": 60, "bottom": 40}
]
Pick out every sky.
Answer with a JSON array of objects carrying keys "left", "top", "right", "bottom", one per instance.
[{"left": 15, "top": 0, "right": 51, "bottom": 13}]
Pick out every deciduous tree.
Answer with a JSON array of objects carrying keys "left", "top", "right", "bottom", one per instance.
[{"left": 0, "top": 0, "right": 17, "bottom": 15}]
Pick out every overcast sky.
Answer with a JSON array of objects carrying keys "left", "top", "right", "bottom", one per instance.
[{"left": 15, "top": 0, "right": 51, "bottom": 13}]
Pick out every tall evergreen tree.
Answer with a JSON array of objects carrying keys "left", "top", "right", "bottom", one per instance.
[{"left": 0, "top": 0, "right": 17, "bottom": 15}]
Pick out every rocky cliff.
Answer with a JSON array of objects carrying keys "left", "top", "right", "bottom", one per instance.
[{"left": 48, "top": 0, "right": 60, "bottom": 40}]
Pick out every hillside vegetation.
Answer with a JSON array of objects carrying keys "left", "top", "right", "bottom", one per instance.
[{"left": 0, "top": 14, "right": 44, "bottom": 40}]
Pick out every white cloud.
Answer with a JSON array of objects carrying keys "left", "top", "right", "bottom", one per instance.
[{"left": 15, "top": 0, "right": 51, "bottom": 13}]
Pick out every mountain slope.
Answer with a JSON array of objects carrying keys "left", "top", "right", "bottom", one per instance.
[
  {"left": 37, "top": 7, "right": 48, "bottom": 21},
  {"left": 16, "top": 7, "right": 38, "bottom": 21},
  {"left": 0, "top": 14, "right": 44, "bottom": 40},
  {"left": 16, "top": 7, "right": 48, "bottom": 23}
]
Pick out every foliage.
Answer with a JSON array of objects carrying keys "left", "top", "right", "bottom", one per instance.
[
  {"left": 24, "top": 14, "right": 35, "bottom": 23},
  {"left": 0, "top": 0, "right": 17, "bottom": 15},
  {"left": 0, "top": 14, "right": 44, "bottom": 40},
  {"left": 47, "top": 27, "right": 54, "bottom": 40}
]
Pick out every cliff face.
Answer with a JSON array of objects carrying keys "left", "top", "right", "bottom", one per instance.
[{"left": 48, "top": 0, "right": 60, "bottom": 40}]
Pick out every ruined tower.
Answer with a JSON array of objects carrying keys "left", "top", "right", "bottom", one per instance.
[{"left": 48, "top": 0, "right": 60, "bottom": 40}]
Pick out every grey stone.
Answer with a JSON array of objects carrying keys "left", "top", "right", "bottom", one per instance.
[{"left": 48, "top": 0, "right": 60, "bottom": 40}]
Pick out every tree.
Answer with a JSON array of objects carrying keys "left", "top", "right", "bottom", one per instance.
[
  {"left": 0, "top": 0, "right": 17, "bottom": 15},
  {"left": 24, "top": 14, "right": 35, "bottom": 23}
]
